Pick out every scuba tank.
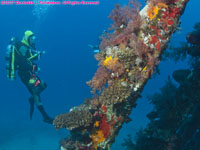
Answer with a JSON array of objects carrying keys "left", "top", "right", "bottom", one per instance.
[{"left": 5, "top": 37, "right": 18, "bottom": 80}]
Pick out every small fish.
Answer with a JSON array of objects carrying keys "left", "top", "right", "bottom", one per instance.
[
  {"left": 88, "top": 44, "right": 100, "bottom": 53},
  {"left": 93, "top": 49, "right": 100, "bottom": 53}
]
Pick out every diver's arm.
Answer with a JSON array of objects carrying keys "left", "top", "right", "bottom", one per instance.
[{"left": 29, "top": 50, "right": 45, "bottom": 61}]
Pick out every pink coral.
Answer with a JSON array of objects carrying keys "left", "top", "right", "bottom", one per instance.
[
  {"left": 147, "top": 0, "right": 176, "bottom": 5},
  {"left": 109, "top": 0, "right": 141, "bottom": 29},
  {"left": 87, "top": 66, "right": 110, "bottom": 93},
  {"left": 108, "top": 4, "right": 127, "bottom": 30},
  {"left": 100, "top": 0, "right": 142, "bottom": 51}
]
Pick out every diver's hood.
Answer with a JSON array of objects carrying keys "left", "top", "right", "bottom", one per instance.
[{"left": 21, "top": 30, "right": 35, "bottom": 49}]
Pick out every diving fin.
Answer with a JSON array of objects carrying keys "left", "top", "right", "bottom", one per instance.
[{"left": 29, "top": 97, "right": 35, "bottom": 120}]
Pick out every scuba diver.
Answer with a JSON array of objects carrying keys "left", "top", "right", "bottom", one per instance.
[
  {"left": 6, "top": 30, "right": 53, "bottom": 124},
  {"left": 88, "top": 44, "right": 100, "bottom": 53},
  {"left": 88, "top": 30, "right": 108, "bottom": 53}
]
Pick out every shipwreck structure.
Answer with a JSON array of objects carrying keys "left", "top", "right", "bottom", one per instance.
[{"left": 53, "top": 0, "right": 190, "bottom": 149}]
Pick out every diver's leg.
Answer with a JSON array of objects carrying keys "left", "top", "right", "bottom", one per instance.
[
  {"left": 33, "top": 95, "right": 54, "bottom": 124},
  {"left": 37, "top": 105, "right": 54, "bottom": 124},
  {"left": 27, "top": 75, "right": 53, "bottom": 124}
]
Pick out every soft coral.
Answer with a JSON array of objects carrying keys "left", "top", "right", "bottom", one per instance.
[
  {"left": 87, "top": 66, "right": 111, "bottom": 93},
  {"left": 100, "top": 0, "right": 142, "bottom": 51}
]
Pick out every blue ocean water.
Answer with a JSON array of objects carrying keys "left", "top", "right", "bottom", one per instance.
[{"left": 0, "top": 0, "right": 199, "bottom": 150}]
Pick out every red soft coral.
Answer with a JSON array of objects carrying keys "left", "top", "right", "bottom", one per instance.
[{"left": 99, "top": 115, "right": 111, "bottom": 138}]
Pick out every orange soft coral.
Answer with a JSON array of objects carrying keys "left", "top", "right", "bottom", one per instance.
[
  {"left": 90, "top": 130, "right": 105, "bottom": 150},
  {"left": 147, "top": 3, "right": 168, "bottom": 21},
  {"left": 103, "top": 56, "right": 125, "bottom": 75},
  {"left": 147, "top": 4, "right": 160, "bottom": 21}
]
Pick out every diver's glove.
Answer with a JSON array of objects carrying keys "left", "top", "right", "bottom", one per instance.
[
  {"left": 37, "top": 51, "right": 45, "bottom": 60},
  {"left": 39, "top": 50, "right": 46, "bottom": 56}
]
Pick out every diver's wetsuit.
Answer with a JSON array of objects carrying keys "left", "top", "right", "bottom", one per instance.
[
  {"left": 16, "top": 42, "right": 46, "bottom": 97},
  {"left": 15, "top": 41, "right": 53, "bottom": 124}
]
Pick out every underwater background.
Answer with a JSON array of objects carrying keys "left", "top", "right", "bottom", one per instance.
[{"left": 0, "top": 0, "right": 199, "bottom": 150}]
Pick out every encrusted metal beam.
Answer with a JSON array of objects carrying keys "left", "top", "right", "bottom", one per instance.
[{"left": 54, "top": 0, "right": 190, "bottom": 149}]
